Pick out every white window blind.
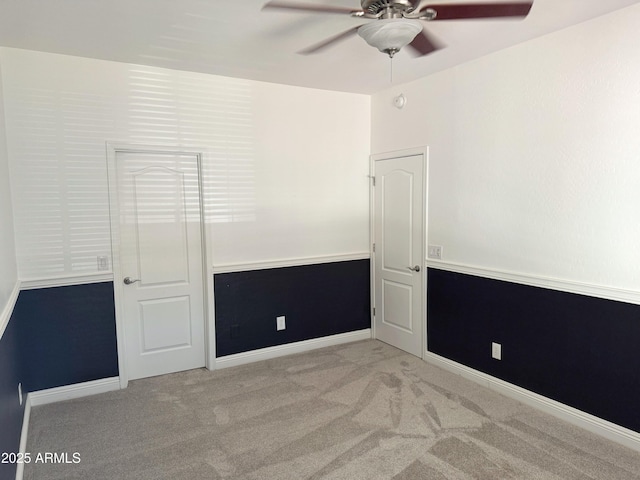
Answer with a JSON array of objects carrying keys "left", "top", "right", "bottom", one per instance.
[{"left": 6, "top": 64, "right": 255, "bottom": 280}]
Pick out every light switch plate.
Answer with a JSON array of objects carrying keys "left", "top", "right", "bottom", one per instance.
[
  {"left": 428, "top": 245, "right": 443, "bottom": 259},
  {"left": 97, "top": 255, "right": 109, "bottom": 271}
]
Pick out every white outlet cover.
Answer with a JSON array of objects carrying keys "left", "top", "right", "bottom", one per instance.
[
  {"left": 276, "top": 316, "right": 286, "bottom": 331},
  {"left": 492, "top": 342, "right": 502, "bottom": 360}
]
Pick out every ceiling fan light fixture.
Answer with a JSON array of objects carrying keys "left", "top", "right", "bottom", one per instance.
[{"left": 358, "top": 19, "right": 422, "bottom": 57}]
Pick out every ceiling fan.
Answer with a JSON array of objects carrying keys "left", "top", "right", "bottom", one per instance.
[{"left": 263, "top": 0, "right": 533, "bottom": 58}]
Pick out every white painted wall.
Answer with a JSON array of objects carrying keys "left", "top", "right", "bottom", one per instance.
[
  {"left": 371, "top": 4, "right": 640, "bottom": 291},
  {"left": 0, "top": 48, "right": 370, "bottom": 279},
  {"left": 212, "top": 81, "right": 371, "bottom": 266},
  {"left": 0, "top": 57, "right": 18, "bottom": 317}
]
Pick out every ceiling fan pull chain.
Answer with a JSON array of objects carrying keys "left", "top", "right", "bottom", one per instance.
[{"left": 390, "top": 56, "right": 393, "bottom": 84}]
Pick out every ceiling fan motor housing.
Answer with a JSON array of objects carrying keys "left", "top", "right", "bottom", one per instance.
[{"left": 360, "top": 0, "right": 421, "bottom": 17}]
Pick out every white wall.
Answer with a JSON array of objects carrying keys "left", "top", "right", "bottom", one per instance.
[
  {"left": 371, "top": 4, "right": 640, "bottom": 291},
  {"left": 0, "top": 56, "right": 18, "bottom": 318},
  {"left": 0, "top": 48, "right": 370, "bottom": 279}
]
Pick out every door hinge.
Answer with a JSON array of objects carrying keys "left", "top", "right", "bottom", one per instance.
[
  {"left": 372, "top": 243, "right": 375, "bottom": 253},
  {"left": 372, "top": 307, "right": 376, "bottom": 316},
  {"left": 372, "top": 176, "right": 376, "bottom": 186}
]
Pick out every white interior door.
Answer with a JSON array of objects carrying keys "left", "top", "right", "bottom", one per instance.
[
  {"left": 373, "top": 153, "right": 425, "bottom": 358},
  {"left": 115, "top": 149, "right": 206, "bottom": 381}
]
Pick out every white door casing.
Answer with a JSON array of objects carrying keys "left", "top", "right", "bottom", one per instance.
[
  {"left": 108, "top": 145, "right": 208, "bottom": 385},
  {"left": 372, "top": 150, "right": 426, "bottom": 358}
]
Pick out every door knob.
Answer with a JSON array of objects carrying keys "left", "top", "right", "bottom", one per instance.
[
  {"left": 123, "top": 277, "right": 140, "bottom": 285},
  {"left": 407, "top": 265, "right": 421, "bottom": 272}
]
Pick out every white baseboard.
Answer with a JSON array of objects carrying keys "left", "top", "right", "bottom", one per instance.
[
  {"left": 423, "top": 351, "right": 640, "bottom": 452},
  {"left": 14, "top": 397, "right": 31, "bottom": 480},
  {"left": 28, "top": 377, "right": 121, "bottom": 407},
  {"left": 215, "top": 329, "right": 372, "bottom": 369}
]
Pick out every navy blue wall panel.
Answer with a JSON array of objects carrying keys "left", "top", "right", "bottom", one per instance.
[
  {"left": 14, "top": 282, "right": 119, "bottom": 392},
  {"left": 0, "top": 311, "right": 24, "bottom": 480},
  {"left": 427, "top": 268, "right": 640, "bottom": 433},
  {"left": 215, "top": 260, "right": 371, "bottom": 356}
]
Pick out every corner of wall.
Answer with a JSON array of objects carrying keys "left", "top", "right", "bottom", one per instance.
[{"left": 0, "top": 47, "right": 19, "bottom": 319}]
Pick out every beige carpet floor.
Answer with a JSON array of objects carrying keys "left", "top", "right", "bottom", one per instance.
[{"left": 24, "top": 340, "right": 640, "bottom": 479}]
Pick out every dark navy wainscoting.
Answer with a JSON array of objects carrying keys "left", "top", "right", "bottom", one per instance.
[
  {"left": 427, "top": 268, "right": 640, "bottom": 433},
  {"left": 0, "top": 310, "right": 24, "bottom": 480},
  {"left": 215, "top": 259, "right": 371, "bottom": 357},
  {"left": 14, "top": 282, "right": 119, "bottom": 392}
]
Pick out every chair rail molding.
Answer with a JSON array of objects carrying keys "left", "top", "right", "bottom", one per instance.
[
  {"left": 0, "top": 279, "right": 20, "bottom": 339},
  {"left": 427, "top": 259, "right": 640, "bottom": 305},
  {"left": 213, "top": 252, "right": 370, "bottom": 274},
  {"left": 20, "top": 273, "right": 114, "bottom": 290}
]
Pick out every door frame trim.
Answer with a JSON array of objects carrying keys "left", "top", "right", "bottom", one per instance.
[
  {"left": 370, "top": 147, "right": 428, "bottom": 359},
  {"left": 106, "top": 143, "right": 215, "bottom": 388}
]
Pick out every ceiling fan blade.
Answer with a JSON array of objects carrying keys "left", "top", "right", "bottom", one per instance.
[
  {"left": 262, "top": 1, "right": 363, "bottom": 15},
  {"left": 421, "top": 2, "right": 533, "bottom": 20},
  {"left": 298, "top": 26, "right": 360, "bottom": 54},
  {"left": 407, "top": 30, "right": 443, "bottom": 56}
]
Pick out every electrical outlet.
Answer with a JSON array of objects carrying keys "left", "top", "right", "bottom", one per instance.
[
  {"left": 276, "top": 316, "right": 286, "bottom": 331},
  {"left": 97, "top": 255, "right": 109, "bottom": 271},
  {"left": 18, "top": 383, "right": 23, "bottom": 406},
  {"left": 492, "top": 342, "right": 502, "bottom": 360},
  {"left": 428, "top": 245, "right": 443, "bottom": 259}
]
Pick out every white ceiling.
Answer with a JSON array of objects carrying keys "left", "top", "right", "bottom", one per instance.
[{"left": 0, "top": 0, "right": 637, "bottom": 94}]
